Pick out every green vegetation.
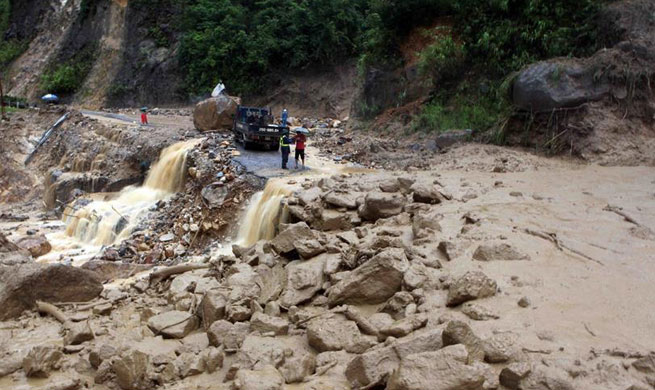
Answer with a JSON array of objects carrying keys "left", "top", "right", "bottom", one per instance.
[
  {"left": 0, "top": 0, "right": 28, "bottom": 70},
  {"left": 40, "top": 46, "right": 96, "bottom": 95},
  {"left": 417, "top": 33, "right": 465, "bottom": 86},
  {"left": 178, "top": 0, "right": 367, "bottom": 95}
]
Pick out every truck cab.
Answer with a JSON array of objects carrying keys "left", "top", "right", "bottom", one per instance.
[{"left": 233, "top": 106, "right": 289, "bottom": 150}]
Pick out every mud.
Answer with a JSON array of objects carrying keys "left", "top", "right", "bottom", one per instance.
[{"left": 1, "top": 105, "right": 655, "bottom": 390}]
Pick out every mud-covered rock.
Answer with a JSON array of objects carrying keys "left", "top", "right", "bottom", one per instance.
[
  {"left": 358, "top": 192, "right": 406, "bottom": 221},
  {"left": 633, "top": 355, "right": 655, "bottom": 374},
  {"left": 23, "top": 345, "right": 63, "bottom": 378},
  {"left": 238, "top": 335, "right": 316, "bottom": 383},
  {"left": 0, "top": 262, "right": 103, "bottom": 320},
  {"left": 472, "top": 242, "right": 530, "bottom": 261},
  {"left": 446, "top": 271, "right": 497, "bottom": 307},
  {"left": 461, "top": 302, "right": 499, "bottom": 321},
  {"left": 272, "top": 222, "right": 314, "bottom": 254},
  {"left": 328, "top": 249, "right": 407, "bottom": 306},
  {"left": 193, "top": 95, "right": 238, "bottom": 131},
  {"left": 16, "top": 234, "right": 51, "bottom": 257},
  {"left": 198, "top": 291, "right": 227, "bottom": 329},
  {"left": 280, "top": 254, "right": 326, "bottom": 307},
  {"left": 307, "top": 314, "right": 377, "bottom": 353},
  {"left": 324, "top": 191, "right": 358, "bottom": 209},
  {"left": 410, "top": 182, "right": 444, "bottom": 204},
  {"left": 442, "top": 320, "right": 485, "bottom": 362},
  {"left": 234, "top": 365, "right": 284, "bottom": 390},
  {"left": 147, "top": 310, "right": 198, "bottom": 339},
  {"left": 64, "top": 320, "right": 94, "bottom": 345},
  {"left": 89, "top": 344, "right": 118, "bottom": 369},
  {"left": 207, "top": 320, "right": 249, "bottom": 350},
  {"left": 294, "top": 238, "right": 325, "bottom": 259},
  {"left": 387, "top": 344, "right": 486, "bottom": 390},
  {"left": 379, "top": 314, "right": 427, "bottom": 338},
  {"left": 112, "top": 349, "right": 152, "bottom": 390},
  {"left": 499, "top": 362, "right": 532, "bottom": 390},
  {"left": 483, "top": 333, "right": 517, "bottom": 363},
  {"left": 250, "top": 312, "right": 289, "bottom": 335},
  {"left": 345, "top": 328, "right": 444, "bottom": 388}
]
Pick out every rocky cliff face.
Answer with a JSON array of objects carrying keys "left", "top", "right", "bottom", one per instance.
[{"left": 4, "top": 0, "right": 186, "bottom": 107}]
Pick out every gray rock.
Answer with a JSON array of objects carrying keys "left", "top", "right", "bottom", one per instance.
[
  {"left": 447, "top": 271, "right": 497, "bottom": 307},
  {"left": 307, "top": 314, "right": 377, "bottom": 353},
  {"left": 271, "top": 222, "right": 315, "bottom": 254},
  {"left": 461, "top": 302, "right": 500, "bottom": 321},
  {"left": 442, "top": 320, "right": 485, "bottom": 363},
  {"left": 387, "top": 344, "right": 486, "bottom": 390},
  {"left": 112, "top": 349, "right": 152, "bottom": 390},
  {"left": 280, "top": 254, "right": 326, "bottom": 307},
  {"left": 324, "top": 191, "right": 358, "bottom": 209},
  {"left": 201, "top": 184, "right": 228, "bottom": 208},
  {"left": 0, "top": 262, "right": 103, "bottom": 320},
  {"left": 379, "top": 314, "right": 428, "bottom": 338},
  {"left": 16, "top": 234, "right": 51, "bottom": 257},
  {"left": 198, "top": 291, "right": 227, "bottom": 329},
  {"left": 513, "top": 60, "right": 610, "bottom": 113},
  {"left": 294, "top": 238, "right": 325, "bottom": 259},
  {"left": 207, "top": 320, "right": 249, "bottom": 350},
  {"left": 147, "top": 311, "right": 198, "bottom": 339},
  {"left": 193, "top": 94, "right": 239, "bottom": 131},
  {"left": 64, "top": 321, "right": 94, "bottom": 345},
  {"left": 175, "top": 352, "right": 205, "bottom": 378},
  {"left": 328, "top": 248, "right": 408, "bottom": 306},
  {"left": 499, "top": 362, "right": 532, "bottom": 390},
  {"left": 250, "top": 312, "right": 289, "bottom": 335},
  {"left": 434, "top": 129, "right": 473, "bottom": 149},
  {"left": 201, "top": 346, "right": 224, "bottom": 373},
  {"left": 234, "top": 365, "right": 284, "bottom": 390},
  {"left": 23, "top": 345, "right": 63, "bottom": 378},
  {"left": 483, "top": 333, "right": 517, "bottom": 363},
  {"left": 89, "top": 344, "right": 118, "bottom": 369},
  {"left": 472, "top": 243, "right": 530, "bottom": 261},
  {"left": 238, "top": 335, "right": 316, "bottom": 384},
  {"left": 345, "top": 328, "right": 444, "bottom": 388},
  {"left": 410, "top": 182, "right": 444, "bottom": 204},
  {"left": 358, "top": 192, "right": 406, "bottom": 221}
]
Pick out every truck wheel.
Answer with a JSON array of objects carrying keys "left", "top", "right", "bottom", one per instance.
[{"left": 270, "top": 143, "right": 279, "bottom": 151}]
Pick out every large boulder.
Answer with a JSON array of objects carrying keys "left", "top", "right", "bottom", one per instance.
[
  {"left": 386, "top": 344, "right": 486, "bottom": 390},
  {"left": 0, "top": 263, "right": 103, "bottom": 320},
  {"left": 328, "top": 249, "right": 408, "bottom": 306},
  {"left": 22, "top": 345, "right": 63, "bottom": 378},
  {"left": 193, "top": 95, "right": 239, "bottom": 131},
  {"left": 512, "top": 60, "right": 610, "bottom": 113},
  {"left": 237, "top": 335, "right": 316, "bottom": 384}
]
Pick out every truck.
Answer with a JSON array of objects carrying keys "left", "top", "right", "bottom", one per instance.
[{"left": 233, "top": 105, "right": 289, "bottom": 150}]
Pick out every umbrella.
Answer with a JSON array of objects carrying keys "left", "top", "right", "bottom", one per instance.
[
  {"left": 140, "top": 106, "right": 148, "bottom": 112},
  {"left": 293, "top": 127, "right": 309, "bottom": 134},
  {"left": 41, "top": 94, "right": 59, "bottom": 103}
]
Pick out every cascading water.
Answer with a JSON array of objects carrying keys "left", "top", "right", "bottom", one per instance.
[
  {"left": 236, "top": 179, "right": 292, "bottom": 247},
  {"left": 62, "top": 139, "right": 200, "bottom": 246}
]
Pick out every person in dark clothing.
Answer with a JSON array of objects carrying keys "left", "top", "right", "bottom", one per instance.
[{"left": 279, "top": 131, "right": 292, "bottom": 169}]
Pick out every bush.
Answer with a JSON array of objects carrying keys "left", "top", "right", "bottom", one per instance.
[
  {"left": 412, "top": 82, "right": 509, "bottom": 134},
  {"left": 178, "top": 0, "right": 366, "bottom": 95},
  {"left": 0, "top": 39, "right": 28, "bottom": 68},
  {"left": 40, "top": 46, "right": 96, "bottom": 94},
  {"left": 417, "top": 32, "right": 465, "bottom": 85}
]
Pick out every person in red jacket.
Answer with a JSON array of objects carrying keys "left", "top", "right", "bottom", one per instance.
[
  {"left": 140, "top": 107, "right": 148, "bottom": 125},
  {"left": 293, "top": 130, "right": 306, "bottom": 169}
]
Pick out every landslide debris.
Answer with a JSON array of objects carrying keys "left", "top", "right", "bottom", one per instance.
[{"left": 0, "top": 169, "right": 651, "bottom": 390}]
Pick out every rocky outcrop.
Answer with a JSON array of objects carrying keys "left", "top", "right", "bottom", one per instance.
[
  {"left": 193, "top": 95, "right": 239, "bottom": 131},
  {"left": 0, "top": 262, "right": 103, "bottom": 320}
]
